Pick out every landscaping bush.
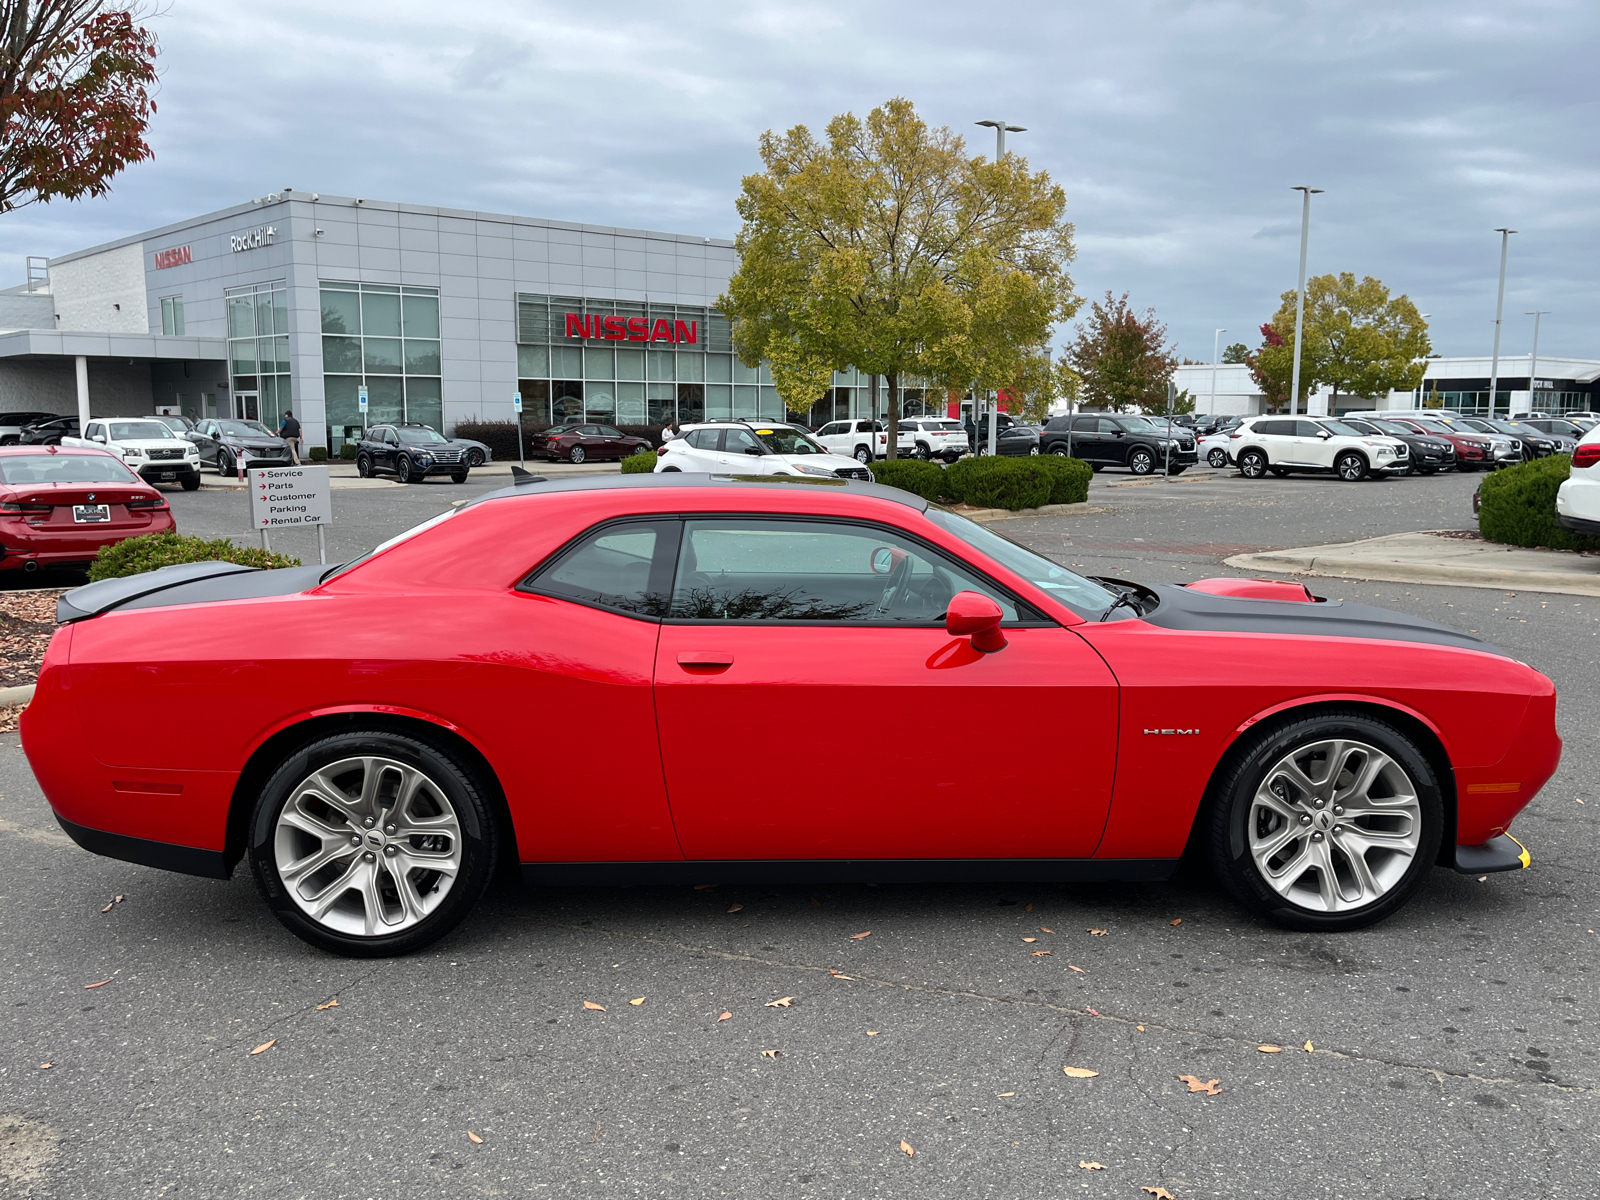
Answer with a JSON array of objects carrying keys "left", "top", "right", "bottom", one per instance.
[
  {"left": 1479, "top": 454, "right": 1600, "bottom": 551},
  {"left": 620, "top": 451, "right": 657, "bottom": 474},
  {"left": 89, "top": 532, "right": 301, "bottom": 582},
  {"left": 308, "top": 445, "right": 328, "bottom": 462},
  {"left": 943, "top": 457, "right": 1052, "bottom": 511},
  {"left": 1034, "top": 454, "right": 1092, "bottom": 505},
  {"left": 868, "top": 458, "right": 949, "bottom": 502},
  {"left": 338, "top": 442, "right": 359, "bottom": 460}
]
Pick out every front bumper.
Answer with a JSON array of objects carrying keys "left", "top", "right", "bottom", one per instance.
[
  {"left": 1452, "top": 833, "right": 1530, "bottom": 874},
  {"left": 134, "top": 461, "right": 201, "bottom": 482}
]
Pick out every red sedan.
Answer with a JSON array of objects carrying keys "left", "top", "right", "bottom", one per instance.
[
  {"left": 0, "top": 445, "right": 175, "bottom": 573},
  {"left": 532, "top": 422, "right": 653, "bottom": 463},
  {"left": 22, "top": 475, "right": 1558, "bottom": 956}
]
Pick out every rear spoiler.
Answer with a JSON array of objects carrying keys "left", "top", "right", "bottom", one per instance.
[{"left": 57, "top": 561, "right": 259, "bottom": 623}]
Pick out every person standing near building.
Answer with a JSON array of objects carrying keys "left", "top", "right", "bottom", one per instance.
[{"left": 278, "top": 409, "right": 302, "bottom": 464}]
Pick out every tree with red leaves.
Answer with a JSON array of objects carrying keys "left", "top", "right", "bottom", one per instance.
[
  {"left": 0, "top": 1, "right": 159, "bottom": 214},
  {"left": 1246, "top": 321, "right": 1290, "bottom": 411}
]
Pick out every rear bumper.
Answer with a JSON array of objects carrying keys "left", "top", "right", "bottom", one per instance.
[
  {"left": 1557, "top": 513, "right": 1600, "bottom": 536},
  {"left": 56, "top": 815, "right": 229, "bottom": 879},
  {"left": 1452, "top": 834, "right": 1530, "bottom": 874},
  {"left": 0, "top": 513, "right": 176, "bottom": 568}
]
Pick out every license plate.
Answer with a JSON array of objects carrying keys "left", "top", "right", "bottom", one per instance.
[
  {"left": 157, "top": 471, "right": 174, "bottom": 480},
  {"left": 73, "top": 504, "right": 110, "bottom": 523}
]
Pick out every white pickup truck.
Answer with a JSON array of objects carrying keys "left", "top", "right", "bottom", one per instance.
[{"left": 64, "top": 417, "right": 202, "bottom": 490}]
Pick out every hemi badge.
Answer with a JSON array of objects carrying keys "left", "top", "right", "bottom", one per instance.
[
  {"left": 1143, "top": 729, "right": 1199, "bottom": 736},
  {"left": 1465, "top": 782, "right": 1520, "bottom": 794}
]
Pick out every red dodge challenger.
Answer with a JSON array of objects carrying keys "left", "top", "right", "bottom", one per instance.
[{"left": 21, "top": 474, "right": 1558, "bottom": 956}]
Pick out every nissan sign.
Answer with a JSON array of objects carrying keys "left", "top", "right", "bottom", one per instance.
[{"left": 565, "top": 313, "right": 698, "bottom": 345}]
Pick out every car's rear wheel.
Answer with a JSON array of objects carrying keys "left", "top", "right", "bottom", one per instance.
[
  {"left": 915, "top": 444, "right": 931, "bottom": 460},
  {"left": 631, "top": 444, "right": 649, "bottom": 456},
  {"left": 1208, "top": 712, "right": 1441, "bottom": 932},
  {"left": 248, "top": 731, "right": 499, "bottom": 957},
  {"left": 855, "top": 445, "right": 872, "bottom": 464},
  {"left": 1238, "top": 449, "right": 1268, "bottom": 478},
  {"left": 356, "top": 454, "right": 372, "bottom": 479},
  {"left": 1207, "top": 448, "right": 1228, "bottom": 468},
  {"left": 1335, "top": 451, "right": 1367, "bottom": 481},
  {"left": 570, "top": 446, "right": 586, "bottom": 464},
  {"left": 1128, "top": 447, "right": 1155, "bottom": 475}
]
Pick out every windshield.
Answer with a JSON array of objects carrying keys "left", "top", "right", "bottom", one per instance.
[
  {"left": 398, "top": 428, "right": 449, "bottom": 445},
  {"left": 0, "top": 453, "right": 140, "bottom": 485},
  {"left": 154, "top": 416, "right": 190, "bottom": 432},
  {"left": 1117, "top": 416, "right": 1159, "bottom": 432},
  {"left": 1456, "top": 419, "right": 1496, "bottom": 433},
  {"left": 218, "top": 420, "right": 272, "bottom": 437},
  {"left": 1322, "top": 421, "right": 1365, "bottom": 437},
  {"left": 1367, "top": 420, "right": 1411, "bottom": 435},
  {"left": 753, "top": 426, "right": 825, "bottom": 455},
  {"left": 109, "top": 421, "right": 175, "bottom": 440},
  {"left": 924, "top": 508, "right": 1121, "bottom": 619}
]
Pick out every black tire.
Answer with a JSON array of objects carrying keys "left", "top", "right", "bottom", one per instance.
[
  {"left": 1207, "top": 448, "right": 1228, "bottom": 468},
  {"left": 1335, "top": 450, "right": 1367, "bottom": 482},
  {"left": 1051, "top": 445, "right": 1072, "bottom": 457},
  {"left": 1028, "top": 445, "right": 1040, "bottom": 456},
  {"left": 854, "top": 445, "right": 872, "bottom": 464},
  {"left": 450, "top": 470, "right": 468, "bottom": 484},
  {"left": 247, "top": 730, "right": 500, "bottom": 957},
  {"left": 397, "top": 456, "right": 416, "bottom": 483},
  {"left": 1089, "top": 463, "right": 1103, "bottom": 473},
  {"left": 219, "top": 451, "right": 236, "bottom": 477},
  {"left": 1128, "top": 447, "right": 1155, "bottom": 475},
  {"left": 915, "top": 444, "right": 931, "bottom": 461},
  {"left": 1207, "top": 710, "right": 1442, "bottom": 932},
  {"left": 356, "top": 454, "right": 372, "bottom": 479},
  {"left": 630, "top": 444, "right": 649, "bottom": 456},
  {"left": 1238, "top": 449, "right": 1268, "bottom": 479},
  {"left": 465, "top": 448, "right": 485, "bottom": 468},
  {"left": 660, "top": 466, "right": 682, "bottom": 472},
  {"left": 570, "top": 446, "right": 586, "bottom": 464},
  {"left": 1168, "top": 465, "right": 1186, "bottom": 475},
  {"left": 180, "top": 474, "right": 201, "bottom": 491}
]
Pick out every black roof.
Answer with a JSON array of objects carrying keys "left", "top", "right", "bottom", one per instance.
[{"left": 461, "top": 470, "right": 927, "bottom": 513}]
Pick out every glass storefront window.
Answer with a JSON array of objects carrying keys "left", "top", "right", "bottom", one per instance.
[
  {"left": 318, "top": 282, "right": 443, "bottom": 450},
  {"left": 517, "top": 345, "right": 549, "bottom": 377},
  {"left": 320, "top": 287, "right": 361, "bottom": 335},
  {"left": 584, "top": 347, "right": 614, "bottom": 379},
  {"left": 364, "top": 337, "right": 403, "bottom": 374},
  {"left": 160, "top": 296, "right": 185, "bottom": 336},
  {"left": 402, "top": 290, "right": 440, "bottom": 338},
  {"left": 406, "top": 377, "right": 442, "bottom": 431},
  {"left": 647, "top": 351, "right": 675, "bottom": 381},
  {"left": 404, "top": 340, "right": 441, "bottom": 375},
  {"left": 553, "top": 380, "right": 583, "bottom": 423},
  {"left": 617, "top": 381, "right": 646, "bottom": 423},
  {"left": 227, "top": 281, "right": 293, "bottom": 429},
  {"left": 706, "top": 353, "right": 732, "bottom": 383},
  {"left": 361, "top": 289, "right": 402, "bottom": 338},
  {"left": 616, "top": 348, "right": 645, "bottom": 380},
  {"left": 322, "top": 336, "right": 361, "bottom": 373}
]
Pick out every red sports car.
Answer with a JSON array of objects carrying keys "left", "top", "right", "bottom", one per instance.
[
  {"left": 0, "top": 445, "right": 175, "bottom": 572},
  {"left": 22, "top": 475, "right": 1558, "bottom": 956}
]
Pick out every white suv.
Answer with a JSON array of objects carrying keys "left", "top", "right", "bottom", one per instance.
[
  {"left": 1228, "top": 416, "right": 1408, "bottom": 481},
  {"left": 1556, "top": 424, "right": 1600, "bottom": 536},
  {"left": 892, "top": 418, "right": 969, "bottom": 462},
  {"left": 813, "top": 419, "right": 888, "bottom": 463},
  {"left": 63, "top": 417, "right": 202, "bottom": 489},
  {"left": 654, "top": 422, "right": 873, "bottom": 480}
]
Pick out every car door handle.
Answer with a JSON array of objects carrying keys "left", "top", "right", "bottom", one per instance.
[{"left": 677, "top": 650, "right": 734, "bottom": 669}]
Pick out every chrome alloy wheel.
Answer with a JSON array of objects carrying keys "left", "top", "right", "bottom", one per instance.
[
  {"left": 1248, "top": 738, "right": 1421, "bottom": 913},
  {"left": 273, "top": 755, "right": 462, "bottom": 937}
]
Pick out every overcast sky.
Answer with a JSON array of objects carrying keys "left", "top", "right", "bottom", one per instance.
[{"left": 3, "top": 0, "right": 1595, "bottom": 364}]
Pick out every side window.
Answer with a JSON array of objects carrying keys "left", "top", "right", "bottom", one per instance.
[
  {"left": 1252, "top": 421, "right": 1286, "bottom": 436},
  {"left": 1295, "top": 420, "right": 1324, "bottom": 437},
  {"left": 1071, "top": 417, "right": 1096, "bottom": 432},
  {"left": 818, "top": 423, "right": 841, "bottom": 437},
  {"left": 687, "top": 428, "right": 720, "bottom": 450},
  {"left": 384, "top": 430, "right": 399, "bottom": 445},
  {"left": 86, "top": 423, "right": 102, "bottom": 439},
  {"left": 670, "top": 519, "right": 1021, "bottom": 625},
  {"left": 722, "top": 429, "right": 761, "bottom": 455},
  {"left": 597, "top": 426, "right": 622, "bottom": 438},
  {"left": 1095, "top": 418, "right": 1121, "bottom": 434},
  {"left": 524, "top": 520, "right": 676, "bottom": 618}
]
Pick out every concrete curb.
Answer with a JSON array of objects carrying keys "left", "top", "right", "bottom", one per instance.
[
  {"left": 1227, "top": 544, "right": 1600, "bottom": 599},
  {"left": 0, "top": 683, "right": 36, "bottom": 707}
]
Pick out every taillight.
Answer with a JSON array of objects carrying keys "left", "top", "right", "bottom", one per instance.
[
  {"left": 1229, "top": 432, "right": 1242, "bottom": 439},
  {"left": 1573, "top": 443, "right": 1600, "bottom": 469},
  {"left": 0, "top": 501, "right": 50, "bottom": 514},
  {"left": 126, "top": 496, "right": 168, "bottom": 511}
]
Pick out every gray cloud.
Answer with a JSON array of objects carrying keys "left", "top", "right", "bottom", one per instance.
[{"left": 1, "top": 0, "right": 1593, "bottom": 362}]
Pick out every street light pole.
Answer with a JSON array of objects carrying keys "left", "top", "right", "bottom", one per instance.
[
  {"left": 1211, "top": 328, "right": 1226, "bottom": 413},
  {"left": 1525, "top": 309, "right": 1550, "bottom": 416},
  {"left": 1288, "top": 186, "right": 1323, "bottom": 417},
  {"left": 1486, "top": 227, "right": 1516, "bottom": 420},
  {"left": 972, "top": 120, "right": 1026, "bottom": 456},
  {"left": 975, "top": 119, "right": 1026, "bottom": 161}
]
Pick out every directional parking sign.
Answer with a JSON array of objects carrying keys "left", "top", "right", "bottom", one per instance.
[
  {"left": 358, "top": 386, "right": 368, "bottom": 413},
  {"left": 248, "top": 465, "right": 331, "bottom": 529}
]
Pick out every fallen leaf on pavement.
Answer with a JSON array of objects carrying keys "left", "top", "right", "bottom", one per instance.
[
  {"left": 1258, "top": 1044, "right": 1282, "bottom": 1054},
  {"left": 850, "top": 931, "right": 871, "bottom": 939},
  {"left": 1024, "top": 903, "right": 1033, "bottom": 912},
  {"left": 1085, "top": 1007, "right": 1100, "bottom": 1016},
  {"left": 83, "top": 979, "right": 112, "bottom": 989},
  {"left": 997, "top": 1091, "right": 1014, "bottom": 1097},
  {"left": 809, "top": 897, "right": 821, "bottom": 907},
  {"left": 1021, "top": 937, "right": 1037, "bottom": 943},
  {"left": 115, "top": 895, "right": 124, "bottom": 903},
  {"left": 1142, "top": 1188, "right": 1176, "bottom": 1199},
  {"left": 1576, "top": 798, "right": 1586, "bottom": 804},
  {"left": 726, "top": 903, "right": 744, "bottom": 913},
  {"left": 828, "top": 969, "right": 856, "bottom": 980},
  {"left": 467, "top": 1131, "right": 484, "bottom": 1144},
  {"left": 760, "top": 1049, "right": 781, "bottom": 1059},
  {"left": 1178, "top": 1075, "right": 1220, "bottom": 1095},
  {"left": 1079, "top": 1161, "right": 1106, "bottom": 1170},
  {"left": 38, "top": 1063, "right": 51, "bottom": 1070},
  {"left": 1068, "top": 964, "right": 1086, "bottom": 973},
  {"left": 717, "top": 1011, "right": 732, "bottom": 1021},
  {"left": 765, "top": 996, "right": 794, "bottom": 1008},
  {"left": 99, "top": 902, "right": 114, "bottom": 914},
  {"left": 1137, "top": 1024, "right": 1146, "bottom": 1032},
  {"left": 867, "top": 1030, "right": 879, "bottom": 1036},
  {"left": 1304, "top": 1040, "right": 1315, "bottom": 1052},
  {"left": 1032, "top": 950, "right": 1051, "bottom": 956},
  {"left": 583, "top": 1001, "right": 606, "bottom": 1011},
  {"left": 900, "top": 1139, "right": 915, "bottom": 1157},
  {"left": 249, "top": 1040, "right": 276, "bottom": 1056},
  {"left": 1088, "top": 928, "right": 1108, "bottom": 936},
  {"left": 316, "top": 999, "right": 339, "bottom": 1010},
  {"left": 1040, "top": 926, "right": 1055, "bottom": 933},
  {"left": 1477, "top": 875, "right": 1488, "bottom": 882},
  {"left": 629, "top": 997, "right": 646, "bottom": 1006},
  {"left": 1063, "top": 1066, "right": 1099, "bottom": 1079},
  {"left": 1169, "top": 919, "right": 1183, "bottom": 926}
]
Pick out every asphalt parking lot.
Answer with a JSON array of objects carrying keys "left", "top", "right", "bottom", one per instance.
[{"left": 2, "top": 464, "right": 1596, "bottom": 1199}]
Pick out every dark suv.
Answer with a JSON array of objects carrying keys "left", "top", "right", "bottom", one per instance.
[
  {"left": 18, "top": 416, "right": 79, "bottom": 445},
  {"left": 1039, "top": 414, "right": 1198, "bottom": 474},
  {"left": 355, "top": 423, "right": 474, "bottom": 483}
]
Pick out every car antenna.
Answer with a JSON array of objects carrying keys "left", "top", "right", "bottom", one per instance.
[{"left": 509, "top": 466, "right": 548, "bottom": 486}]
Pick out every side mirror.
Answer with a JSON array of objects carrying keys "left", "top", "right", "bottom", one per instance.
[
  {"left": 744, "top": 446, "right": 763, "bottom": 455},
  {"left": 946, "top": 590, "right": 1006, "bottom": 653},
  {"left": 1318, "top": 430, "right": 1332, "bottom": 439},
  {"left": 870, "top": 546, "right": 906, "bottom": 575},
  {"left": 91, "top": 435, "right": 106, "bottom": 443}
]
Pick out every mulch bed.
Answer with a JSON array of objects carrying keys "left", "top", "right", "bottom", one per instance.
[{"left": 0, "top": 588, "right": 64, "bottom": 690}]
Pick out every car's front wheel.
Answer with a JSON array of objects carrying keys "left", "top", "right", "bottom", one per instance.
[
  {"left": 1335, "top": 451, "right": 1367, "bottom": 481},
  {"left": 397, "top": 456, "right": 416, "bottom": 483},
  {"left": 1238, "top": 449, "right": 1268, "bottom": 478},
  {"left": 248, "top": 731, "right": 499, "bottom": 957},
  {"left": 1128, "top": 447, "right": 1155, "bottom": 475},
  {"left": 218, "top": 451, "right": 236, "bottom": 477},
  {"left": 1208, "top": 711, "right": 1442, "bottom": 932},
  {"left": 180, "top": 474, "right": 201, "bottom": 492}
]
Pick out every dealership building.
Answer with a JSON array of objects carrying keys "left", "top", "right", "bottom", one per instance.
[{"left": 0, "top": 191, "right": 901, "bottom": 453}]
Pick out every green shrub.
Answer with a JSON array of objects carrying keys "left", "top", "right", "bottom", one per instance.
[
  {"left": 943, "top": 457, "right": 1052, "bottom": 511},
  {"left": 308, "top": 445, "right": 328, "bottom": 462},
  {"left": 620, "top": 451, "right": 657, "bottom": 474},
  {"left": 1033, "top": 454, "right": 1092, "bottom": 505},
  {"left": 868, "top": 458, "right": 949, "bottom": 502},
  {"left": 89, "top": 532, "right": 301, "bottom": 582},
  {"left": 1479, "top": 454, "right": 1600, "bottom": 551},
  {"left": 338, "top": 442, "right": 359, "bottom": 460}
]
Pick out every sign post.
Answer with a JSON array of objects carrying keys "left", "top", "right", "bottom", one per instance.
[
  {"left": 513, "top": 391, "right": 524, "bottom": 467},
  {"left": 248, "top": 464, "right": 333, "bottom": 563},
  {"left": 358, "top": 385, "right": 369, "bottom": 434}
]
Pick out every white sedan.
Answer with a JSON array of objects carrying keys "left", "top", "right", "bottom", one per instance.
[{"left": 1198, "top": 430, "right": 1232, "bottom": 468}]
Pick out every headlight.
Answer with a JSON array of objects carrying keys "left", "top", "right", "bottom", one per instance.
[
  {"left": 122, "top": 448, "right": 142, "bottom": 458},
  {"left": 791, "top": 463, "right": 835, "bottom": 476},
  {"left": 416, "top": 454, "right": 432, "bottom": 465}
]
